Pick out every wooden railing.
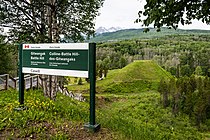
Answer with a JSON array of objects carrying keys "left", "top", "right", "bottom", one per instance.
[
  {"left": 0, "top": 74, "right": 9, "bottom": 90},
  {"left": 0, "top": 74, "right": 85, "bottom": 101},
  {"left": 0, "top": 74, "right": 39, "bottom": 90}
]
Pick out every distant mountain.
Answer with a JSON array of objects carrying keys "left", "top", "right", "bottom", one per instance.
[
  {"left": 90, "top": 27, "right": 210, "bottom": 42},
  {"left": 95, "top": 26, "right": 123, "bottom": 34}
]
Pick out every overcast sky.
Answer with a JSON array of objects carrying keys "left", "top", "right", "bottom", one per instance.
[{"left": 95, "top": 0, "right": 210, "bottom": 30}]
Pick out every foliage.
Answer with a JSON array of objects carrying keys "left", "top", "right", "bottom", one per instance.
[
  {"left": 78, "top": 78, "right": 83, "bottom": 85},
  {"left": 0, "top": 35, "right": 17, "bottom": 76},
  {"left": 136, "top": 0, "right": 210, "bottom": 30},
  {"left": 195, "top": 66, "right": 204, "bottom": 76},
  {"left": 0, "top": 0, "right": 104, "bottom": 100},
  {"left": 158, "top": 76, "right": 210, "bottom": 130},
  {"left": 0, "top": 59, "right": 208, "bottom": 139},
  {"left": 0, "top": 89, "right": 88, "bottom": 139},
  {"left": 0, "top": 0, "right": 104, "bottom": 43},
  {"left": 90, "top": 28, "right": 210, "bottom": 42},
  {"left": 96, "top": 34, "right": 210, "bottom": 77}
]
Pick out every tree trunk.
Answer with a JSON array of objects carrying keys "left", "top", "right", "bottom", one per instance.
[
  {"left": 42, "top": 0, "right": 58, "bottom": 100},
  {"left": 163, "top": 91, "right": 169, "bottom": 108}
]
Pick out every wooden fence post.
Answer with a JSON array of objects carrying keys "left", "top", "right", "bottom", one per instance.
[
  {"left": 30, "top": 77, "right": 33, "bottom": 89},
  {"left": 36, "top": 75, "right": 39, "bottom": 88},
  {"left": 14, "top": 79, "right": 17, "bottom": 89},
  {"left": 5, "top": 74, "right": 9, "bottom": 90}
]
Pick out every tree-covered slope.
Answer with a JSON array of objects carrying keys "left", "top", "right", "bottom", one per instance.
[{"left": 90, "top": 28, "right": 210, "bottom": 42}]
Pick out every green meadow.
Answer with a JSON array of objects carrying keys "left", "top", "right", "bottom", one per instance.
[{"left": 0, "top": 60, "right": 208, "bottom": 139}]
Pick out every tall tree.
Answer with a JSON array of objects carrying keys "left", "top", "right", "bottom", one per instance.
[
  {"left": 136, "top": 0, "right": 210, "bottom": 30},
  {"left": 0, "top": 0, "right": 104, "bottom": 42},
  {"left": 158, "top": 78, "right": 169, "bottom": 108},
  {"left": 0, "top": 0, "right": 104, "bottom": 99}
]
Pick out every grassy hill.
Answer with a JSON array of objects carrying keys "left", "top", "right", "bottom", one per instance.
[
  {"left": 109, "top": 60, "right": 172, "bottom": 82},
  {"left": 90, "top": 28, "right": 210, "bottom": 42},
  {"left": 69, "top": 60, "right": 172, "bottom": 93}
]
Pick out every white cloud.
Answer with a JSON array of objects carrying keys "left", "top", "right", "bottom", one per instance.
[
  {"left": 95, "top": 0, "right": 145, "bottom": 29},
  {"left": 95, "top": 0, "right": 210, "bottom": 30},
  {"left": 179, "top": 20, "right": 210, "bottom": 30}
]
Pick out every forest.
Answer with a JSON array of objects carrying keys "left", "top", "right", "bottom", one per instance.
[
  {"left": 96, "top": 34, "right": 210, "bottom": 78},
  {"left": 95, "top": 34, "right": 210, "bottom": 130}
]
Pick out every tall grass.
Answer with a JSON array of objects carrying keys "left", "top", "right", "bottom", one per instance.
[
  {"left": 0, "top": 89, "right": 89, "bottom": 139},
  {"left": 98, "top": 92, "right": 204, "bottom": 140}
]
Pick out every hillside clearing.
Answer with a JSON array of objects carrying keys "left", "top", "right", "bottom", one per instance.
[{"left": 68, "top": 60, "right": 172, "bottom": 93}]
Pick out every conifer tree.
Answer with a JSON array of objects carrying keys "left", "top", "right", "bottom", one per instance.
[{"left": 158, "top": 78, "right": 169, "bottom": 108}]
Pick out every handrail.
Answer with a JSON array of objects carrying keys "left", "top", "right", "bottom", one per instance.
[
  {"left": 0, "top": 77, "right": 5, "bottom": 82},
  {"left": 1, "top": 74, "right": 39, "bottom": 90},
  {"left": 9, "top": 75, "right": 17, "bottom": 82},
  {"left": 24, "top": 75, "right": 38, "bottom": 80},
  {"left": 0, "top": 74, "right": 9, "bottom": 77},
  {"left": 0, "top": 74, "right": 9, "bottom": 90}
]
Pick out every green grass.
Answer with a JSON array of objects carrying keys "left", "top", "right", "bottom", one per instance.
[
  {"left": 98, "top": 92, "right": 204, "bottom": 140},
  {"left": 68, "top": 60, "right": 172, "bottom": 93},
  {"left": 0, "top": 89, "right": 205, "bottom": 140},
  {"left": 111, "top": 60, "right": 172, "bottom": 82},
  {"left": 0, "top": 89, "right": 119, "bottom": 139}
]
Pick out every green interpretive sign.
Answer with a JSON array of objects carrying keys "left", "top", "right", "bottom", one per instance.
[
  {"left": 22, "top": 43, "right": 89, "bottom": 77},
  {"left": 18, "top": 43, "right": 100, "bottom": 132}
]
